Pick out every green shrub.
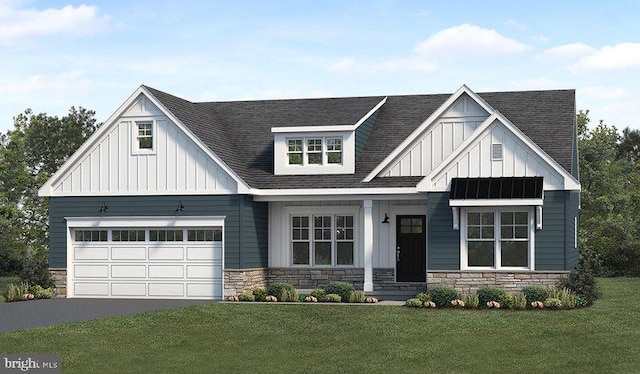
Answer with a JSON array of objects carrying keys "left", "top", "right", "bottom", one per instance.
[
  {"left": 322, "top": 293, "right": 342, "bottom": 303},
  {"left": 575, "top": 296, "right": 588, "bottom": 308},
  {"left": 405, "top": 298, "right": 422, "bottom": 307},
  {"left": 461, "top": 293, "right": 479, "bottom": 309},
  {"left": 521, "top": 286, "right": 548, "bottom": 305},
  {"left": 504, "top": 292, "right": 527, "bottom": 310},
  {"left": 347, "top": 290, "right": 366, "bottom": 303},
  {"left": 558, "top": 256, "right": 601, "bottom": 305},
  {"left": 238, "top": 291, "right": 255, "bottom": 302},
  {"left": 325, "top": 282, "right": 355, "bottom": 302},
  {"left": 310, "top": 288, "right": 326, "bottom": 300},
  {"left": 4, "top": 282, "right": 29, "bottom": 302},
  {"left": 549, "top": 288, "right": 577, "bottom": 309},
  {"left": 429, "top": 286, "right": 457, "bottom": 308},
  {"left": 30, "top": 285, "right": 54, "bottom": 299},
  {"left": 477, "top": 286, "right": 506, "bottom": 307},
  {"left": 252, "top": 287, "right": 268, "bottom": 302},
  {"left": 415, "top": 292, "right": 431, "bottom": 302},
  {"left": 298, "top": 294, "right": 309, "bottom": 302},
  {"left": 544, "top": 297, "right": 563, "bottom": 309},
  {"left": 267, "top": 282, "right": 298, "bottom": 301}
]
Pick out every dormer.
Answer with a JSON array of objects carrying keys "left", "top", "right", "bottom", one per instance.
[{"left": 272, "top": 97, "right": 387, "bottom": 175}]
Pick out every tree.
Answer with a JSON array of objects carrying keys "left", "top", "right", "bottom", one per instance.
[{"left": 0, "top": 107, "right": 100, "bottom": 285}]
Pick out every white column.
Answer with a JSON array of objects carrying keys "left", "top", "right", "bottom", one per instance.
[{"left": 363, "top": 199, "right": 374, "bottom": 292}]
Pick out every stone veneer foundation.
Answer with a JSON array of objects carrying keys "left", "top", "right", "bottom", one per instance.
[
  {"left": 49, "top": 268, "right": 67, "bottom": 298},
  {"left": 427, "top": 271, "right": 569, "bottom": 294},
  {"left": 224, "top": 268, "right": 269, "bottom": 296}
]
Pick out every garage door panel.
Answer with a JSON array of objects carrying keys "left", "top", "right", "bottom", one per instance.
[
  {"left": 75, "top": 265, "right": 109, "bottom": 278},
  {"left": 187, "top": 283, "right": 221, "bottom": 298},
  {"left": 111, "top": 265, "right": 146, "bottom": 278},
  {"left": 111, "top": 283, "right": 147, "bottom": 296},
  {"left": 75, "top": 246, "right": 108, "bottom": 260},
  {"left": 75, "top": 282, "right": 109, "bottom": 296},
  {"left": 112, "top": 247, "right": 146, "bottom": 260},
  {"left": 149, "top": 283, "right": 184, "bottom": 297},
  {"left": 149, "top": 265, "right": 184, "bottom": 278},
  {"left": 187, "top": 265, "right": 221, "bottom": 279},
  {"left": 187, "top": 246, "right": 222, "bottom": 261},
  {"left": 149, "top": 247, "right": 184, "bottom": 260}
]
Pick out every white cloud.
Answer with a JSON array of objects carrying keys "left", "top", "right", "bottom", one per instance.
[
  {"left": 571, "top": 42, "right": 640, "bottom": 72},
  {"left": 541, "top": 43, "right": 596, "bottom": 59},
  {"left": 414, "top": 24, "right": 530, "bottom": 61},
  {"left": 504, "top": 19, "right": 527, "bottom": 30},
  {"left": 0, "top": 2, "right": 110, "bottom": 42},
  {"left": 329, "top": 57, "right": 357, "bottom": 73},
  {"left": 532, "top": 34, "right": 550, "bottom": 42}
]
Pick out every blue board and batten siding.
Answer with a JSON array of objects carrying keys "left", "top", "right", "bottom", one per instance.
[
  {"left": 48, "top": 195, "right": 268, "bottom": 269},
  {"left": 426, "top": 191, "right": 578, "bottom": 271}
]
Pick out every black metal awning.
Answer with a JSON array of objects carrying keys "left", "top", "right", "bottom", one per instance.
[{"left": 449, "top": 177, "right": 543, "bottom": 200}]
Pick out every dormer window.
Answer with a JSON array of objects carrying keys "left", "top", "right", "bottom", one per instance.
[
  {"left": 326, "top": 138, "right": 342, "bottom": 164},
  {"left": 286, "top": 136, "right": 345, "bottom": 166},
  {"left": 307, "top": 138, "right": 323, "bottom": 164},
  {"left": 275, "top": 131, "right": 354, "bottom": 175},
  {"left": 288, "top": 139, "right": 303, "bottom": 164}
]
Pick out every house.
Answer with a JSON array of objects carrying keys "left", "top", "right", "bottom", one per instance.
[{"left": 39, "top": 85, "right": 580, "bottom": 300}]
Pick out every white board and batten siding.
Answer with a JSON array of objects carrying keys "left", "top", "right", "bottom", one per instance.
[
  {"left": 51, "top": 95, "right": 237, "bottom": 196},
  {"left": 381, "top": 95, "right": 489, "bottom": 178}
]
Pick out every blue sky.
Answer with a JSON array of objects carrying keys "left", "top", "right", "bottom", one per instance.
[{"left": 1, "top": 0, "right": 639, "bottom": 134}]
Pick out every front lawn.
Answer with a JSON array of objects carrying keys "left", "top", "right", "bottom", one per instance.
[{"left": 1, "top": 278, "right": 638, "bottom": 373}]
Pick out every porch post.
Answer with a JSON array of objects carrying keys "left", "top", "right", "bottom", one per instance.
[{"left": 363, "top": 199, "right": 374, "bottom": 292}]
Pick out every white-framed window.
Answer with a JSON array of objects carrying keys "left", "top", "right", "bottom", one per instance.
[
  {"left": 460, "top": 207, "right": 534, "bottom": 270},
  {"left": 286, "top": 136, "right": 343, "bottom": 166},
  {"left": 133, "top": 121, "right": 155, "bottom": 153},
  {"left": 291, "top": 214, "right": 355, "bottom": 266}
]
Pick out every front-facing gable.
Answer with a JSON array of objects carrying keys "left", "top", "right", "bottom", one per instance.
[{"left": 39, "top": 87, "right": 249, "bottom": 197}]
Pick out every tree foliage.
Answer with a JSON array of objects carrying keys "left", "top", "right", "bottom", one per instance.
[
  {"left": 0, "top": 107, "right": 99, "bottom": 285},
  {"left": 578, "top": 110, "right": 640, "bottom": 276}
]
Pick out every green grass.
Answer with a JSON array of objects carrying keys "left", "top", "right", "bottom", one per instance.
[
  {"left": 0, "top": 276, "right": 21, "bottom": 303},
  {"left": 1, "top": 278, "right": 639, "bottom": 373}
]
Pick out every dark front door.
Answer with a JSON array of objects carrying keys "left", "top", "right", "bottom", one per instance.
[{"left": 396, "top": 215, "right": 426, "bottom": 282}]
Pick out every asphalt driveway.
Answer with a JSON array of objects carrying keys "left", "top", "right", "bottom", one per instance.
[{"left": 0, "top": 298, "right": 213, "bottom": 333}]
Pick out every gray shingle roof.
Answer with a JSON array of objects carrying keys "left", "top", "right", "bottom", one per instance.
[{"left": 144, "top": 86, "right": 576, "bottom": 190}]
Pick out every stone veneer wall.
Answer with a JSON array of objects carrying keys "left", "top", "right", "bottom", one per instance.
[
  {"left": 427, "top": 271, "right": 569, "bottom": 294},
  {"left": 267, "top": 268, "right": 364, "bottom": 290},
  {"left": 224, "top": 268, "right": 268, "bottom": 296},
  {"left": 49, "top": 268, "right": 67, "bottom": 298}
]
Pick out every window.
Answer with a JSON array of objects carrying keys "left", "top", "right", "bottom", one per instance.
[
  {"left": 74, "top": 230, "right": 107, "bottom": 242},
  {"left": 112, "top": 230, "right": 146, "bottom": 242},
  {"left": 288, "top": 139, "right": 303, "bottom": 165},
  {"left": 137, "top": 122, "right": 153, "bottom": 150},
  {"left": 286, "top": 136, "right": 343, "bottom": 166},
  {"left": 291, "top": 214, "right": 354, "bottom": 266},
  {"left": 187, "top": 229, "right": 222, "bottom": 242},
  {"left": 462, "top": 208, "right": 532, "bottom": 269},
  {"left": 150, "top": 229, "right": 184, "bottom": 242}
]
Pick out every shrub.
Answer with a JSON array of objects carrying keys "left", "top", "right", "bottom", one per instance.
[
  {"left": 325, "top": 282, "right": 355, "bottom": 302},
  {"left": 544, "top": 297, "right": 563, "bottom": 309},
  {"left": 267, "top": 282, "right": 298, "bottom": 302},
  {"left": 429, "top": 286, "right": 457, "bottom": 308},
  {"left": 30, "top": 285, "right": 54, "bottom": 299},
  {"left": 504, "top": 292, "right": 527, "bottom": 310},
  {"left": 405, "top": 298, "right": 422, "bottom": 307},
  {"left": 558, "top": 256, "right": 601, "bottom": 305},
  {"left": 322, "top": 293, "right": 342, "bottom": 303},
  {"left": 238, "top": 292, "right": 255, "bottom": 302},
  {"left": 549, "top": 288, "right": 577, "bottom": 309},
  {"left": 4, "top": 282, "right": 29, "bottom": 302},
  {"left": 310, "top": 288, "right": 326, "bottom": 300},
  {"left": 252, "top": 287, "right": 268, "bottom": 302},
  {"left": 415, "top": 292, "right": 431, "bottom": 302},
  {"left": 462, "top": 293, "right": 479, "bottom": 309},
  {"left": 347, "top": 290, "right": 366, "bottom": 303},
  {"left": 522, "top": 286, "right": 548, "bottom": 305},
  {"left": 477, "top": 286, "right": 506, "bottom": 307}
]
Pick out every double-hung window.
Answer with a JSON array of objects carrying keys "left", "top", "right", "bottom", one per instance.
[
  {"left": 462, "top": 208, "right": 533, "bottom": 270},
  {"left": 291, "top": 214, "right": 354, "bottom": 266},
  {"left": 137, "top": 122, "right": 153, "bottom": 150},
  {"left": 286, "top": 136, "right": 343, "bottom": 166}
]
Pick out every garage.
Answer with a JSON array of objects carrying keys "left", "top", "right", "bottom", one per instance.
[{"left": 65, "top": 217, "right": 224, "bottom": 300}]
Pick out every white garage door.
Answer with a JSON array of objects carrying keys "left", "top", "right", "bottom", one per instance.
[{"left": 66, "top": 217, "right": 225, "bottom": 300}]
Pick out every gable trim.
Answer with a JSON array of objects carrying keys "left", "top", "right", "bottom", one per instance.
[
  {"left": 362, "top": 85, "right": 494, "bottom": 183},
  {"left": 416, "top": 111, "right": 580, "bottom": 192},
  {"left": 39, "top": 86, "right": 251, "bottom": 197}
]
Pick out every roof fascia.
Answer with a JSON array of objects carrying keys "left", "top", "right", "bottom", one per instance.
[
  {"left": 362, "top": 85, "right": 494, "bottom": 182},
  {"left": 270, "top": 96, "right": 387, "bottom": 134}
]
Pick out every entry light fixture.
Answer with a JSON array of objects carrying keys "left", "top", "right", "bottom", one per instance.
[
  {"left": 175, "top": 201, "right": 184, "bottom": 212},
  {"left": 381, "top": 213, "right": 390, "bottom": 224},
  {"left": 98, "top": 201, "right": 108, "bottom": 213}
]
